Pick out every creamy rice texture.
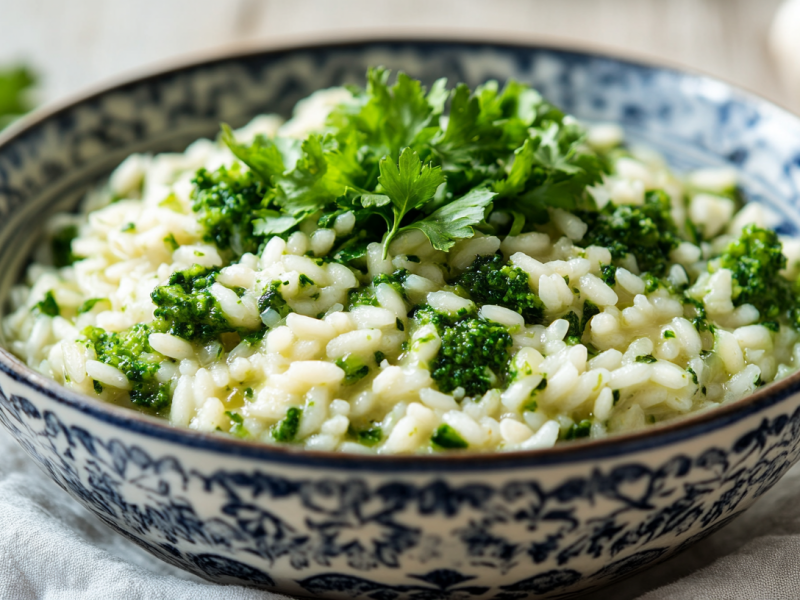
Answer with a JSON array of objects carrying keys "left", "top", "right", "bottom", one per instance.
[{"left": 5, "top": 77, "right": 800, "bottom": 454}]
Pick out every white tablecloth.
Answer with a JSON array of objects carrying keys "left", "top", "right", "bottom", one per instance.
[{"left": 2, "top": 426, "right": 800, "bottom": 600}]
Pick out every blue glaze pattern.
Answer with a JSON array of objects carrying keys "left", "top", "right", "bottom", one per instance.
[
  {"left": 3, "top": 40, "right": 800, "bottom": 597},
  {"left": 2, "top": 379, "right": 800, "bottom": 597}
]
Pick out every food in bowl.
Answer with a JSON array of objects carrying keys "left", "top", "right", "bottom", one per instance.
[{"left": 4, "top": 69, "right": 800, "bottom": 454}]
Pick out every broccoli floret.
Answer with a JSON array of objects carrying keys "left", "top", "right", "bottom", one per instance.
[
  {"left": 150, "top": 264, "right": 235, "bottom": 342},
  {"left": 192, "top": 165, "right": 269, "bottom": 257},
  {"left": 456, "top": 254, "right": 544, "bottom": 323},
  {"left": 431, "top": 424, "right": 468, "bottom": 449},
  {"left": 271, "top": 407, "right": 302, "bottom": 442},
  {"left": 717, "top": 224, "right": 795, "bottom": 322},
  {"left": 578, "top": 190, "right": 680, "bottom": 276},
  {"left": 83, "top": 324, "right": 170, "bottom": 411},
  {"left": 51, "top": 224, "right": 81, "bottom": 268},
  {"left": 417, "top": 305, "right": 512, "bottom": 396}
]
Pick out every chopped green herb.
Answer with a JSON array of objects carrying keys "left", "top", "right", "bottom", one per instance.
[
  {"left": 663, "top": 330, "right": 676, "bottom": 339},
  {"left": 258, "top": 281, "right": 292, "bottom": 320},
  {"left": 354, "top": 426, "right": 383, "bottom": 447},
  {"left": 563, "top": 419, "right": 592, "bottom": 440},
  {"left": 613, "top": 390, "right": 621, "bottom": 406},
  {"left": 93, "top": 380, "right": 103, "bottom": 394},
  {"left": 225, "top": 410, "right": 249, "bottom": 438},
  {"left": 121, "top": 222, "right": 136, "bottom": 232},
  {"left": 51, "top": 224, "right": 81, "bottom": 268},
  {"left": 34, "top": 291, "right": 60, "bottom": 317},
  {"left": 335, "top": 354, "right": 370, "bottom": 384},
  {"left": 78, "top": 298, "right": 110, "bottom": 314},
  {"left": 299, "top": 274, "right": 315, "bottom": 287},
  {"left": 374, "top": 351, "right": 386, "bottom": 364},
  {"left": 635, "top": 354, "right": 657, "bottom": 364},
  {"left": 600, "top": 264, "right": 617, "bottom": 286},
  {"left": 244, "top": 387, "right": 254, "bottom": 399},
  {"left": 396, "top": 318, "right": 405, "bottom": 331},
  {"left": 431, "top": 424, "right": 468, "bottom": 449},
  {"left": 271, "top": 407, "right": 302, "bottom": 442},
  {"left": 163, "top": 233, "right": 179, "bottom": 251}
]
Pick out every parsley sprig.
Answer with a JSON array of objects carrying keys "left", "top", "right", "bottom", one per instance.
[{"left": 208, "top": 67, "right": 604, "bottom": 262}]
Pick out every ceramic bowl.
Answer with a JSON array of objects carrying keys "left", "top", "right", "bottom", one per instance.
[{"left": 2, "top": 37, "right": 800, "bottom": 599}]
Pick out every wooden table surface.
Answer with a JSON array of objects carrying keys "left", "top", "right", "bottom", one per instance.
[{"left": 0, "top": 0, "right": 796, "bottom": 112}]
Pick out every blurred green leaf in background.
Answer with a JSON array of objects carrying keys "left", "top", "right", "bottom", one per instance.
[{"left": 0, "top": 66, "right": 37, "bottom": 130}]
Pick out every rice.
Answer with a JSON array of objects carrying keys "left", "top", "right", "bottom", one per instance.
[{"left": 4, "top": 79, "right": 800, "bottom": 455}]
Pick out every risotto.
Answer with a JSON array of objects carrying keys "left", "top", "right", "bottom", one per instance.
[{"left": 5, "top": 69, "right": 800, "bottom": 454}]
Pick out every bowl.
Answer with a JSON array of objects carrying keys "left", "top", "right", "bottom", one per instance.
[{"left": 3, "top": 35, "right": 800, "bottom": 599}]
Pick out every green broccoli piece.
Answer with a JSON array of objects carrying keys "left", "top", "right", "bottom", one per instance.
[
  {"left": 431, "top": 424, "right": 468, "bottom": 449},
  {"left": 258, "top": 280, "right": 292, "bottom": 319},
  {"left": 417, "top": 305, "right": 512, "bottom": 396},
  {"left": 225, "top": 410, "right": 249, "bottom": 438},
  {"left": 271, "top": 407, "right": 302, "bottom": 442},
  {"left": 563, "top": 300, "right": 599, "bottom": 344},
  {"left": 335, "top": 354, "right": 370, "bottom": 384},
  {"left": 34, "top": 291, "right": 60, "bottom": 317},
  {"left": 150, "top": 264, "right": 235, "bottom": 342},
  {"left": 77, "top": 298, "right": 110, "bottom": 314},
  {"left": 351, "top": 426, "right": 383, "bottom": 447},
  {"left": 192, "top": 165, "right": 269, "bottom": 257},
  {"left": 346, "top": 269, "right": 409, "bottom": 310},
  {"left": 83, "top": 324, "right": 170, "bottom": 411},
  {"left": 456, "top": 254, "right": 544, "bottom": 323},
  {"left": 717, "top": 224, "right": 795, "bottom": 322},
  {"left": 522, "top": 378, "right": 547, "bottom": 412},
  {"left": 578, "top": 190, "right": 680, "bottom": 276},
  {"left": 563, "top": 419, "right": 592, "bottom": 440},
  {"left": 600, "top": 264, "right": 616, "bottom": 286},
  {"left": 564, "top": 311, "right": 581, "bottom": 345}
]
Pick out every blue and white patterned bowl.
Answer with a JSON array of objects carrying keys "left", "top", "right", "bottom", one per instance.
[{"left": 2, "top": 37, "right": 800, "bottom": 599}]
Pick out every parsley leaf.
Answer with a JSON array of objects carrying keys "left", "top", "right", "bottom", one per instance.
[
  {"left": 378, "top": 148, "right": 445, "bottom": 257},
  {"left": 220, "top": 123, "right": 285, "bottom": 183},
  {"left": 401, "top": 187, "right": 495, "bottom": 252}
]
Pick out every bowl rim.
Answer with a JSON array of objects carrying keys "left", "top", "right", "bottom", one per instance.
[{"left": 2, "top": 31, "right": 800, "bottom": 471}]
